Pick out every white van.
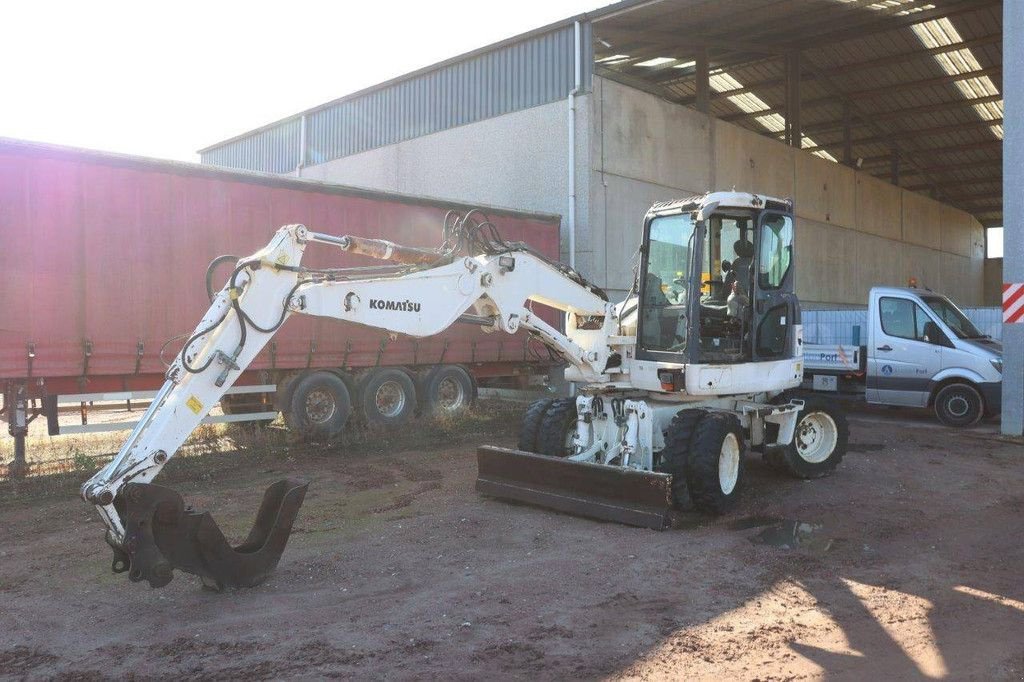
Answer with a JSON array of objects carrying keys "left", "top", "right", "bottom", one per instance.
[{"left": 803, "top": 286, "right": 1002, "bottom": 426}]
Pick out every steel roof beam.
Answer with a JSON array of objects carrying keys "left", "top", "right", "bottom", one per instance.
[
  {"left": 804, "top": 118, "right": 1003, "bottom": 154},
  {"left": 801, "top": 94, "right": 1005, "bottom": 135}
]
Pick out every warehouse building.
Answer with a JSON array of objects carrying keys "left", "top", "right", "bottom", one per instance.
[{"left": 200, "top": 0, "right": 1017, "bottom": 433}]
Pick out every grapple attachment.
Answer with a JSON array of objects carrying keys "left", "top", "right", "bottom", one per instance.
[
  {"left": 113, "top": 478, "right": 309, "bottom": 590},
  {"left": 475, "top": 446, "right": 673, "bottom": 530}
]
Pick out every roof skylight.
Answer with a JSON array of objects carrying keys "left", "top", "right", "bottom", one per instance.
[{"left": 709, "top": 71, "right": 839, "bottom": 163}]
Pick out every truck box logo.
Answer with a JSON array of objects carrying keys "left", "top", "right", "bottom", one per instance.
[{"left": 369, "top": 298, "right": 421, "bottom": 313}]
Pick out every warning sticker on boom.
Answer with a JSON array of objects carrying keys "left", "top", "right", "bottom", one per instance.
[{"left": 186, "top": 396, "right": 204, "bottom": 414}]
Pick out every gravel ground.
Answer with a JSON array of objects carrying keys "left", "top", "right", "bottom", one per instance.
[{"left": 0, "top": 403, "right": 1022, "bottom": 680}]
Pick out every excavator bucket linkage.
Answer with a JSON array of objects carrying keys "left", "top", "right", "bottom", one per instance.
[
  {"left": 111, "top": 479, "right": 309, "bottom": 590},
  {"left": 475, "top": 446, "right": 674, "bottom": 530}
]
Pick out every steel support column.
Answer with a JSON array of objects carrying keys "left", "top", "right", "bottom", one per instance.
[
  {"left": 842, "top": 104, "right": 854, "bottom": 166},
  {"left": 1002, "top": 1, "right": 1023, "bottom": 437},
  {"left": 695, "top": 46, "right": 710, "bottom": 114},
  {"left": 785, "top": 52, "right": 802, "bottom": 147}
]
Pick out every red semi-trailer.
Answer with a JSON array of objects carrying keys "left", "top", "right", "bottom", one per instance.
[{"left": 0, "top": 138, "right": 560, "bottom": 468}]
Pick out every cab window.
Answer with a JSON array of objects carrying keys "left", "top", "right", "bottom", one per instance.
[
  {"left": 758, "top": 215, "right": 793, "bottom": 289},
  {"left": 879, "top": 297, "right": 933, "bottom": 342}
]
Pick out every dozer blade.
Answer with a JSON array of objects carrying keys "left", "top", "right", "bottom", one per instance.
[
  {"left": 475, "top": 446, "right": 673, "bottom": 530},
  {"left": 116, "top": 478, "right": 308, "bottom": 590}
]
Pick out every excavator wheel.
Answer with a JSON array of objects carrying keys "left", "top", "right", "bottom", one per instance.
[
  {"left": 517, "top": 398, "right": 553, "bottom": 451},
  {"left": 686, "top": 412, "right": 746, "bottom": 515},
  {"left": 765, "top": 395, "right": 848, "bottom": 479},
  {"left": 536, "top": 398, "right": 578, "bottom": 457},
  {"left": 656, "top": 409, "right": 708, "bottom": 511}
]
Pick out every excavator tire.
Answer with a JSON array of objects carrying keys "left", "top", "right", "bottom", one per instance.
[
  {"left": 686, "top": 412, "right": 746, "bottom": 515},
  {"left": 536, "top": 398, "right": 578, "bottom": 457},
  {"left": 655, "top": 408, "right": 708, "bottom": 511},
  {"left": 284, "top": 370, "right": 352, "bottom": 442},
  {"left": 766, "top": 396, "right": 848, "bottom": 479},
  {"left": 517, "top": 398, "right": 553, "bottom": 451}
]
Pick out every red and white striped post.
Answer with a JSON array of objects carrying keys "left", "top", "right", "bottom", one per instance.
[{"left": 1003, "top": 283, "right": 1024, "bottom": 324}]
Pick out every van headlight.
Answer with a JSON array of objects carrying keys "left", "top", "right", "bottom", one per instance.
[{"left": 991, "top": 359, "right": 1003, "bottom": 374}]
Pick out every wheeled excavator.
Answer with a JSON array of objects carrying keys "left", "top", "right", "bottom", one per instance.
[{"left": 81, "top": 192, "right": 849, "bottom": 590}]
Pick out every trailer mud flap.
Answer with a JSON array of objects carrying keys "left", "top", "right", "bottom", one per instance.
[
  {"left": 116, "top": 478, "right": 308, "bottom": 590},
  {"left": 475, "top": 446, "right": 673, "bottom": 530}
]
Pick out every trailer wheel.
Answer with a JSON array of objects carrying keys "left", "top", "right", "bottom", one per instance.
[
  {"left": 656, "top": 409, "right": 708, "bottom": 511},
  {"left": 420, "top": 365, "right": 475, "bottom": 417},
  {"left": 933, "top": 383, "right": 983, "bottom": 427},
  {"left": 359, "top": 368, "right": 417, "bottom": 427},
  {"left": 687, "top": 412, "right": 746, "bottom": 515},
  {"left": 517, "top": 398, "right": 553, "bottom": 451},
  {"left": 284, "top": 371, "right": 352, "bottom": 441},
  {"left": 767, "top": 396, "right": 848, "bottom": 478},
  {"left": 536, "top": 398, "right": 578, "bottom": 457}
]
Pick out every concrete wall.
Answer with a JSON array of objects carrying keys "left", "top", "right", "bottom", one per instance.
[
  {"left": 295, "top": 74, "right": 987, "bottom": 308},
  {"left": 299, "top": 98, "right": 571, "bottom": 232},
  {"left": 587, "top": 76, "right": 987, "bottom": 307},
  {"left": 984, "top": 258, "right": 1004, "bottom": 306}
]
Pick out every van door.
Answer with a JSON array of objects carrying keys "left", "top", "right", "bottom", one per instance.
[{"left": 867, "top": 295, "right": 943, "bottom": 406}]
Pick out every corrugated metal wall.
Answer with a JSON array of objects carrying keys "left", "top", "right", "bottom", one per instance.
[
  {"left": 201, "top": 23, "right": 591, "bottom": 173},
  {"left": 201, "top": 117, "right": 302, "bottom": 174}
]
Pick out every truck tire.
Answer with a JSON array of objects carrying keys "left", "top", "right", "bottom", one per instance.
[
  {"left": 934, "top": 383, "right": 983, "bottom": 427},
  {"left": 656, "top": 408, "right": 708, "bottom": 511},
  {"left": 420, "top": 365, "right": 475, "bottom": 417},
  {"left": 536, "top": 397, "right": 578, "bottom": 457},
  {"left": 517, "top": 398, "right": 553, "bottom": 452},
  {"left": 687, "top": 412, "right": 746, "bottom": 515},
  {"left": 767, "top": 396, "right": 848, "bottom": 478},
  {"left": 284, "top": 371, "right": 352, "bottom": 441},
  {"left": 359, "top": 368, "right": 417, "bottom": 427}
]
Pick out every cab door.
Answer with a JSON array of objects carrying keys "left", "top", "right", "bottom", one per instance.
[
  {"left": 866, "top": 295, "right": 943, "bottom": 406},
  {"left": 751, "top": 212, "right": 800, "bottom": 361}
]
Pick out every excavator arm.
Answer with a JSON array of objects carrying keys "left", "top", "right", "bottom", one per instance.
[{"left": 82, "top": 221, "right": 612, "bottom": 589}]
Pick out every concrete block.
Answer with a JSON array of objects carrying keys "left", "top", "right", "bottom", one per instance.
[
  {"left": 599, "top": 173, "right": 698, "bottom": 292},
  {"left": 901, "top": 244, "right": 942, "bottom": 292},
  {"left": 855, "top": 173, "right": 902, "bottom": 240},
  {"left": 902, "top": 190, "right": 942, "bottom": 249},
  {"left": 936, "top": 203, "right": 974, "bottom": 257},
  {"left": 598, "top": 78, "right": 712, "bottom": 190},
  {"left": 794, "top": 153, "right": 856, "bottom": 226},
  {"left": 713, "top": 120, "right": 795, "bottom": 200}
]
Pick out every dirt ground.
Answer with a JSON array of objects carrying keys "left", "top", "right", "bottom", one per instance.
[{"left": 1, "top": 401, "right": 1023, "bottom": 681}]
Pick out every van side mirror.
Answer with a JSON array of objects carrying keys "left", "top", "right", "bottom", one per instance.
[{"left": 923, "top": 321, "right": 953, "bottom": 348}]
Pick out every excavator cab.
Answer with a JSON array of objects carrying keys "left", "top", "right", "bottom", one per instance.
[{"left": 636, "top": 195, "right": 800, "bottom": 367}]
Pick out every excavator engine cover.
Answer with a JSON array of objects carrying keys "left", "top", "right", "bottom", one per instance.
[
  {"left": 476, "top": 446, "right": 673, "bottom": 530},
  {"left": 114, "top": 478, "right": 308, "bottom": 590}
]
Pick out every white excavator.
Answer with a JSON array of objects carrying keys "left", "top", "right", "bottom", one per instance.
[{"left": 81, "top": 192, "right": 848, "bottom": 590}]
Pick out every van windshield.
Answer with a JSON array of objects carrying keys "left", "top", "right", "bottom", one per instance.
[{"left": 922, "top": 296, "right": 985, "bottom": 339}]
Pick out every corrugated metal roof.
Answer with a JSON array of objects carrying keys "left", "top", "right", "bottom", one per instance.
[{"left": 594, "top": 0, "right": 1003, "bottom": 225}]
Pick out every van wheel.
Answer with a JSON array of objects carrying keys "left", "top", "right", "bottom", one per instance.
[
  {"left": 284, "top": 371, "right": 352, "bottom": 441},
  {"left": 360, "top": 368, "right": 417, "bottom": 427},
  {"left": 420, "top": 365, "right": 475, "bottom": 417},
  {"left": 934, "top": 383, "right": 983, "bottom": 427}
]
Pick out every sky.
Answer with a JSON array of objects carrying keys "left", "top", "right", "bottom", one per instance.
[{"left": 0, "top": 0, "right": 611, "bottom": 162}]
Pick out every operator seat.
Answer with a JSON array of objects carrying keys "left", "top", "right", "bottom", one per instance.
[{"left": 732, "top": 239, "right": 755, "bottom": 297}]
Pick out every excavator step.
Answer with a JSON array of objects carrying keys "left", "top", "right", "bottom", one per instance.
[
  {"left": 475, "top": 446, "right": 673, "bottom": 530},
  {"left": 117, "top": 478, "right": 308, "bottom": 590}
]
